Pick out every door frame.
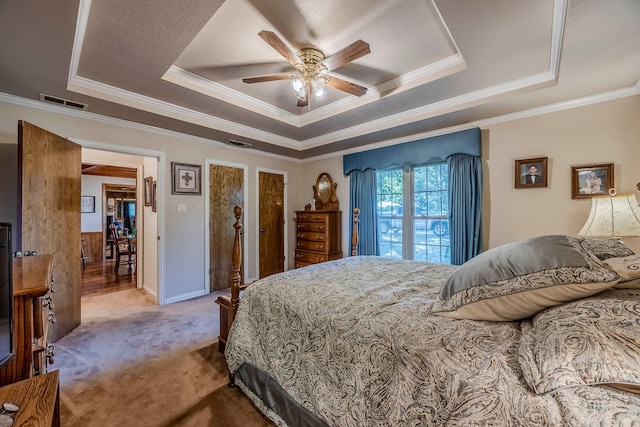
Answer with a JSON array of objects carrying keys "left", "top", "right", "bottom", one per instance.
[
  {"left": 71, "top": 138, "right": 166, "bottom": 305},
  {"left": 256, "top": 167, "right": 288, "bottom": 276},
  {"left": 205, "top": 159, "right": 249, "bottom": 293}
]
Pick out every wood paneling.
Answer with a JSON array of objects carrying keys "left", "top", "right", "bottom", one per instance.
[
  {"left": 20, "top": 121, "right": 81, "bottom": 342},
  {"left": 209, "top": 165, "right": 244, "bottom": 291},
  {"left": 82, "top": 164, "right": 136, "bottom": 179},
  {"left": 258, "top": 172, "right": 284, "bottom": 278},
  {"left": 81, "top": 232, "right": 103, "bottom": 263}
]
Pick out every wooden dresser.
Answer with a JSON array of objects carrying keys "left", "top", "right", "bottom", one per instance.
[
  {"left": 0, "top": 255, "right": 54, "bottom": 386},
  {"left": 295, "top": 210, "right": 342, "bottom": 268}
]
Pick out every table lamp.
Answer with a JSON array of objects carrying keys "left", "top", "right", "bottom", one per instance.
[{"left": 578, "top": 190, "right": 640, "bottom": 237}]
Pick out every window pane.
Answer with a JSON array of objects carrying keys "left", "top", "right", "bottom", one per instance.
[
  {"left": 377, "top": 163, "right": 449, "bottom": 263},
  {"left": 377, "top": 169, "right": 403, "bottom": 254}
]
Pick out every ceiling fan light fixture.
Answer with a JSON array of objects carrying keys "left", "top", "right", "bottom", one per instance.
[
  {"left": 290, "top": 77, "right": 304, "bottom": 95},
  {"left": 313, "top": 77, "right": 327, "bottom": 99}
]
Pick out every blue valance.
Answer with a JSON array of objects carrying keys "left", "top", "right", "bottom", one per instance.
[{"left": 343, "top": 128, "right": 481, "bottom": 174}]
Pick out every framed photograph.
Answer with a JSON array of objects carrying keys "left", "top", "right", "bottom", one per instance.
[
  {"left": 515, "top": 157, "right": 548, "bottom": 188},
  {"left": 152, "top": 180, "right": 157, "bottom": 213},
  {"left": 144, "top": 176, "right": 153, "bottom": 206},
  {"left": 572, "top": 163, "right": 614, "bottom": 199},
  {"left": 80, "top": 195, "right": 95, "bottom": 213},
  {"left": 171, "top": 162, "right": 201, "bottom": 195}
]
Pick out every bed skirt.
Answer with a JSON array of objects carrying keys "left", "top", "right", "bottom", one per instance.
[{"left": 235, "top": 363, "right": 329, "bottom": 427}]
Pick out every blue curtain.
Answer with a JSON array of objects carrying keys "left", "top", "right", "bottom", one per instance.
[
  {"left": 348, "top": 169, "right": 379, "bottom": 255},
  {"left": 448, "top": 153, "right": 483, "bottom": 264},
  {"left": 344, "top": 128, "right": 482, "bottom": 262}
]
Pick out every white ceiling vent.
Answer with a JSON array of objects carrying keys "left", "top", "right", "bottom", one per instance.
[
  {"left": 225, "top": 140, "right": 252, "bottom": 148},
  {"left": 39, "top": 93, "right": 88, "bottom": 110}
]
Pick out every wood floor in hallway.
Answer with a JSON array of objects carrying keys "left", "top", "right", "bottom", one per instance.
[{"left": 81, "top": 260, "right": 137, "bottom": 297}]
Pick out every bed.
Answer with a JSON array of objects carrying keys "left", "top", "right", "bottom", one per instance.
[{"left": 223, "top": 206, "right": 640, "bottom": 426}]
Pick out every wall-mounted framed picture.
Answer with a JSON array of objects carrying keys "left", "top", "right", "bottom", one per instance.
[
  {"left": 171, "top": 162, "right": 201, "bottom": 195},
  {"left": 80, "top": 195, "right": 95, "bottom": 213},
  {"left": 152, "top": 181, "right": 157, "bottom": 213},
  {"left": 571, "top": 163, "right": 614, "bottom": 199},
  {"left": 144, "top": 176, "right": 153, "bottom": 206},
  {"left": 515, "top": 157, "right": 548, "bottom": 188}
]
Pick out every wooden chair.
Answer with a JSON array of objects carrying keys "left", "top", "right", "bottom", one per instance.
[
  {"left": 80, "top": 237, "right": 88, "bottom": 270},
  {"left": 109, "top": 224, "right": 135, "bottom": 273}
]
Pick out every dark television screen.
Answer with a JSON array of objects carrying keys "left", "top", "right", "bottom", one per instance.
[{"left": 0, "top": 223, "right": 13, "bottom": 368}]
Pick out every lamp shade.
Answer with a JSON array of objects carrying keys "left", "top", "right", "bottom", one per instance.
[{"left": 578, "top": 194, "right": 640, "bottom": 237}]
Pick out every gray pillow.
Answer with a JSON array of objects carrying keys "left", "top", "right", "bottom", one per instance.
[{"left": 431, "top": 235, "right": 620, "bottom": 321}]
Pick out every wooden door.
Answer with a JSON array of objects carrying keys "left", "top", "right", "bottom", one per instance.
[
  {"left": 19, "top": 121, "right": 81, "bottom": 342},
  {"left": 258, "top": 171, "right": 285, "bottom": 278},
  {"left": 209, "top": 165, "right": 244, "bottom": 291}
]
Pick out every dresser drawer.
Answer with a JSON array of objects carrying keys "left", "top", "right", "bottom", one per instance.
[
  {"left": 297, "top": 212, "right": 328, "bottom": 223},
  {"left": 296, "top": 240, "right": 326, "bottom": 251},
  {"left": 296, "top": 231, "right": 326, "bottom": 242},
  {"left": 295, "top": 250, "right": 327, "bottom": 264},
  {"left": 297, "top": 222, "right": 327, "bottom": 232}
]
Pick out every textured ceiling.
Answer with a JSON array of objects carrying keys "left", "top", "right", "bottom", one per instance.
[{"left": 0, "top": 0, "right": 638, "bottom": 160}]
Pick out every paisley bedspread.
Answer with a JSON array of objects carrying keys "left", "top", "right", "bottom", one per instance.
[{"left": 225, "top": 256, "right": 640, "bottom": 426}]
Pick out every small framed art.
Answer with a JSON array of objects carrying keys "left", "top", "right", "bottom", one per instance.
[
  {"left": 571, "top": 163, "right": 614, "bottom": 199},
  {"left": 171, "top": 162, "right": 201, "bottom": 195},
  {"left": 144, "top": 176, "right": 153, "bottom": 206},
  {"left": 515, "top": 157, "right": 548, "bottom": 188},
  {"left": 80, "top": 195, "right": 95, "bottom": 213}
]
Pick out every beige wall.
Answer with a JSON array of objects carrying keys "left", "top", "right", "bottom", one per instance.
[
  {"left": 304, "top": 95, "right": 640, "bottom": 254},
  {"left": 0, "top": 98, "right": 304, "bottom": 304},
  {"left": 2, "top": 93, "right": 638, "bottom": 304}
]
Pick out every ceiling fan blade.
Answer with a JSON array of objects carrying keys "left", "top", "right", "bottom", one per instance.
[
  {"left": 242, "top": 74, "right": 291, "bottom": 84},
  {"left": 258, "top": 30, "right": 303, "bottom": 66},
  {"left": 321, "top": 40, "right": 370, "bottom": 72},
  {"left": 325, "top": 75, "right": 368, "bottom": 96}
]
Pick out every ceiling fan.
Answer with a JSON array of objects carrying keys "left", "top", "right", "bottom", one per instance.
[{"left": 242, "top": 31, "right": 370, "bottom": 108}]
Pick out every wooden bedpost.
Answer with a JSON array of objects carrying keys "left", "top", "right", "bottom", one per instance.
[
  {"left": 216, "top": 205, "right": 244, "bottom": 357},
  {"left": 230, "top": 205, "right": 243, "bottom": 327},
  {"left": 351, "top": 208, "right": 360, "bottom": 256}
]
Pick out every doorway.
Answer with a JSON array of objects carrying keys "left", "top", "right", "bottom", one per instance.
[
  {"left": 207, "top": 162, "right": 246, "bottom": 291},
  {"left": 257, "top": 169, "right": 287, "bottom": 278},
  {"left": 79, "top": 147, "right": 161, "bottom": 303}
]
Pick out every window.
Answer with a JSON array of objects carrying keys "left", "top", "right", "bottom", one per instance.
[{"left": 376, "top": 164, "right": 450, "bottom": 263}]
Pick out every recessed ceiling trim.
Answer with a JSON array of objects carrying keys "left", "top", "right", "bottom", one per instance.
[
  {"left": 301, "top": 86, "right": 640, "bottom": 164},
  {"left": 66, "top": 0, "right": 570, "bottom": 152},
  {"left": 163, "top": 66, "right": 298, "bottom": 125},
  {"left": 163, "top": 54, "right": 467, "bottom": 128},
  {"left": 297, "top": 54, "right": 468, "bottom": 127},
  {"left": 67, "top": 74, "right": 304, "bottom": 150},
  {"left": 299, "top": 71, "right": 557, "bottom": 149}
]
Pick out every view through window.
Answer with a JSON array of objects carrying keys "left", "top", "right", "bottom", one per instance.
[{"left": 377, "top": 164, "right": 450, "bottom": 263}]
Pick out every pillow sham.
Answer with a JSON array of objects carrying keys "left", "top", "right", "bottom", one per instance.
[
  {"left": 519, "top": 290, "right": 640, "bottom": 395},
  {"left": 431, "top": 235, "right": 620, "bottom": 321},
  {"left": 605, "top": 255, "right": 640, "bottom": 289},
  {"left": 579, "top": 237, "right": 635, "bottom": 260}
]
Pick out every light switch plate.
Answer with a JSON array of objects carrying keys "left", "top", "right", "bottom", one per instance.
[{"left": 177, "top": 204, "right": 186, "bottom": 213}]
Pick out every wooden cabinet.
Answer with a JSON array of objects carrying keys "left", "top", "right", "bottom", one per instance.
[
  {"left": 295, "top": 211, "right": 342, "bottom": 268},
  {"left": 0, "top": 255, "right": 54, "bottom": 386}
]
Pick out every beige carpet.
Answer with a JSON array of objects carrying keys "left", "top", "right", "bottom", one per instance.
[{"left": 54, "top": 288, "right": 275, "bottom": 427}]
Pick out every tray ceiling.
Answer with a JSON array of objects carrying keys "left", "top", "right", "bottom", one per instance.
[{"left": 0, "top": 0, "right": 638, "bottom": 159}]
